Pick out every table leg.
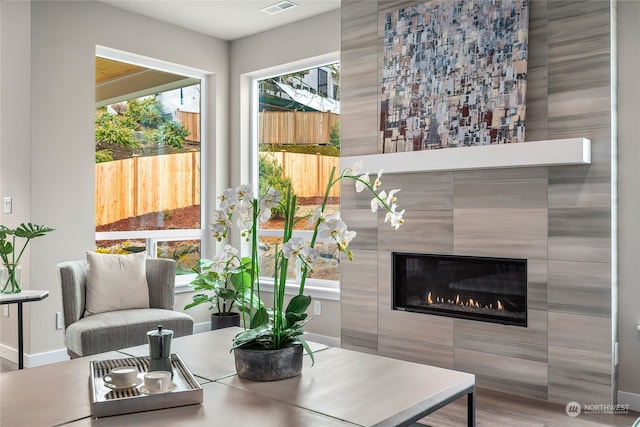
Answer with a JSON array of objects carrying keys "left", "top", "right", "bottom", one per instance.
[
  {"left": 467, "top": 389, "right": 475, "bottom": 427},
  {"left": 17, "top": 301, "right": 24, "bottom": 369}
]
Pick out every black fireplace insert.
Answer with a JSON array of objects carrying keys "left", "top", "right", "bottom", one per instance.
[{"left": 392, "top": 252, "right": 527, "bottom": 327}]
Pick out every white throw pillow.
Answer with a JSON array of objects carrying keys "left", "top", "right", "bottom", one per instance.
[{"left": 84, "top": 251, "right": 150, "bottom": 316}]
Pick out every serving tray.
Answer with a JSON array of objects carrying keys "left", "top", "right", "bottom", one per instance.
[{"left": 89, "top": 353, "right": 203, "bottom": 418}]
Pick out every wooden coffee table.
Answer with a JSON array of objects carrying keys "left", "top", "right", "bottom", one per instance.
[{"left": 0, "top": 328, "right": 475, "bottom": 426}]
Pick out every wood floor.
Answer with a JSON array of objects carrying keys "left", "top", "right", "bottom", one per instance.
[
  {"left": 418, "top": 388, "right": 639, "bottom": 427},
  {"left": 0, "top": 356, "right": 17, "bottom": 373},
  {"left": 1, "top": 357, "right": 637, "bottom": 426}
]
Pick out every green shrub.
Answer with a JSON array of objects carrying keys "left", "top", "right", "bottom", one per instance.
[
  {"left": 125, "top": 97, "right": 164, "bottom": 129},
  {"left": 329, "top": 121, "right": 340, "bottom": 149},
  {"left": 259, "top": 144, "right": 339, "bottom": 157},
  {"left": 95, "top": 149, "right": 113, "bottom": 163},
  {"left": 95, "top": 112, "right": 139, "bottom": 147},
  {"left": 259, "top": 155, "right": 295, "bottom": 217},
  {"left": 151, "top": 120, "right": 190, "bottom": 148}
]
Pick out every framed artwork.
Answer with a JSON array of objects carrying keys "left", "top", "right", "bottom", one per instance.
[{"left": 380, "top": 0, "right": 530, "bottom": 153}]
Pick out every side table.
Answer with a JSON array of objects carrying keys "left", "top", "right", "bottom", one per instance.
[{"left": 0, "top": 290, "right": 49, "bottom": 369}]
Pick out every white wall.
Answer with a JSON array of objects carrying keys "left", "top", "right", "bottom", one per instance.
[
  {"left": 0, "top": 0, "right": 229, "bottom": 364},
  {"left": 617, "top": 0, "right": 640, "bottom": 404},
  {"left": 0, "top": 2, "right": 341, "bottom": 364},
  {"left": 0, "top": 0, "right": 32, "bottom": 358}
]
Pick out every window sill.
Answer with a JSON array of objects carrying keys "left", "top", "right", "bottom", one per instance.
[
  {"left": 256, "top": 279, "right": 340, "bottom": 301},
  {"left": 175, "top": 273, "right": 196, "bottom": 294},
  {"left": 173, "top": 275, "right": 341, "bottom": 301}
]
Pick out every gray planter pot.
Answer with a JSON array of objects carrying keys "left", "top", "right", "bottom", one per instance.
[
  {"left": 233, "top": 345, "right": 303, "bottom": 381},
  {"left": 210, "top": 312, "right": 240, "bottom": 330}
]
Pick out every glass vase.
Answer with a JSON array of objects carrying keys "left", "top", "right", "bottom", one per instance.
[{"left": 1, "top": 263, "right": 22, "bottom": 294}]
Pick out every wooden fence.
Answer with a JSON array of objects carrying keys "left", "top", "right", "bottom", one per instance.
[
  {"left": 96, "top": 152, "right": 338, "bottom": 226},
  {"left": 95, "top": 152, "right": 200, "bottom": 226},
  {"left": 259, "top": 111, "right": 339, "bottom": 145},
  {"left": 176, "top": 110, "right": 201, "bottom": 143},
  {"left": 260, "top": 152, "right": 340, "bottom": 199}
]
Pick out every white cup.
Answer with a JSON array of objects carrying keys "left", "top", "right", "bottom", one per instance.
[
  {"left": 103, "top": 366, "right": 138, "bottom": 388},
  {"left": 144, "top": 371, "right": 172, "bottom": 393}
]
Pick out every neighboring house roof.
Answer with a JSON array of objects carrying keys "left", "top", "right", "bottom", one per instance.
[{"left": 275, "top": 82, "right": 340, "bottom": 113}]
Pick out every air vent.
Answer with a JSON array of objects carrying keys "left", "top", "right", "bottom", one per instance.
[{"left": 261, "top": 1, "right": 298, "bottom": 15}]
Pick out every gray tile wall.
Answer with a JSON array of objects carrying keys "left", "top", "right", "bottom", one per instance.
[{"left": 341, "top": 0, "right": 615, "bottom": 403}]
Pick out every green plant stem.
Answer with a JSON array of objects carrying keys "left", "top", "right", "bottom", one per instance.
[
  {"left": 298, "top": 166, "right": 337, "bottom": 295},
  {"left": 249, "top": 199, "right": 260, "bottom": 330},
  {"left": 1, "top": 264, "right": 20, "bottom": 293}
]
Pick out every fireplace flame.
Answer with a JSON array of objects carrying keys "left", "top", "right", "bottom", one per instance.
[{"left": 425, "top": 291, "right": 507, "bottom": 312}]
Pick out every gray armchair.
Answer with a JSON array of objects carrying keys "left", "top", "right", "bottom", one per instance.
[{"left": 57, "top": 258, "right": 194, "bottom": 358}]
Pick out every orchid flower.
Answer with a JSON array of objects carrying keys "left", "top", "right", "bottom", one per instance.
[
  {"left": 373, "top": 169, "right": 384, "bottom": 190},
  {"left": 385, "top": 189, "right": 401, "bottom": 205},
  {"left": 282, "top": 237, "right": 305, "bottom": 259},
  {"left": 235, "top": 185, "right": 253, "bottom": 202},
  {"left": 219, "top": 188, "right": 236, "bottom": 210},
  {"left": 384, "top": 207, "right": 406, "bottom": 230},
  {"left": 211, "top": 210, "right": 230, "bottom": 225},
  {"left": 210, "top": 223, "right": 227, "bottom": 241},
  {"left": 343, "top": 160, "right": 363, "bottom": 177},
  {"left": 336, "top": 228, "right": 357, "bottom": 251},
  {"left": 317, "top": 216, "right": 347, "bottom": 241},
  {"left": 259, "top": 188, "right": 281, "bottom": 222},
  {"left": 371, "top": 190, "right": 385, "bottom": 212},
  {"left": 308, "top": 206, "right": 324, "bottom": 227},
  {"left": 299, "top": 246, "right": 318, "bottom": 271},
  {"left": 355, "top": 172, "right": 370, "bottom": 193},
  {"left": 232, "top": 202, "right": 254, "bottom": 240}
]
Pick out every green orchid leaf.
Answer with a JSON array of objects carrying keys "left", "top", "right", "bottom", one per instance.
[
  {"left": 299, "top": 337, "right": 315, "bottom": 366},
  {"left": 232, "top": 324, "right": 272, "bottom": 349},
  {"left": 285, "top": 311, "right": 307, "bottom": 326},
  {"left": 286, "top": 294, "right": 311, "bottom": 314},
  {"left": 250, "top": 307, "right": 269, "bottom": 329}
]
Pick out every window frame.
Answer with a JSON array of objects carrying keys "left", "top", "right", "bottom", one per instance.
[
  {"left": 251, "top": 56, "right": 340, "bottom": 301},
  {"left": 94, "top": 46, "right": 209, "bottom": 290}
]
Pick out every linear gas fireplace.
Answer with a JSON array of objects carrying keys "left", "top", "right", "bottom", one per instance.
[{"left": 393, "top": 253, "right": 527, "bottom": 327}]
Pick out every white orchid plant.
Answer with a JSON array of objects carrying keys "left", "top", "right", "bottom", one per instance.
[{"left": 191, "top": 161, "right": 405, "bottom": 362}]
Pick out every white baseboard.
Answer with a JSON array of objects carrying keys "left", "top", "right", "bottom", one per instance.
[
  {"left": 193, "top": 321, "right": 211, "bottom": 334},
  {"left": 0, "top": 343, "right": 69, "bottom": 368},
  {"left": 305, "top": 332, "right": 340, "bottom": 348},
  {"left": 618, "top": 390, "right": 640, "bottom": 412}
]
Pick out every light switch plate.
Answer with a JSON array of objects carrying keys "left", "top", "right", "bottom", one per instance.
[
  {"left": 56, "top": 312, "right": 64, "bottom": 330},
  {"left": 3, "top": 197, "right": 12, "bottom": 214}
]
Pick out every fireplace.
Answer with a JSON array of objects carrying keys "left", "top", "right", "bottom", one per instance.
[{"left": 392, "top": 253, "right": 527, "bottom": 327}]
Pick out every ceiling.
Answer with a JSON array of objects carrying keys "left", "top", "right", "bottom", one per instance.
[{"left": 98, "top": 0, "right": 341, "bottom": 41}]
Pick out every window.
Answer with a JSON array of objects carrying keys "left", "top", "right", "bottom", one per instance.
[
  {"left": 318, "top": 69, "right": 328, "bottom": 98},
  {"left": 94, "top": 47, "right": 207, "bottom": 286},
  {"left": 254, "top": 61, "right": 340, "bottom": 297}
]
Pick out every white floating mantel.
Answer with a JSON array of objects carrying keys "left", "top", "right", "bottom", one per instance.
[{"left": 341, "top": 137, "right": 591, "bottom": 174}]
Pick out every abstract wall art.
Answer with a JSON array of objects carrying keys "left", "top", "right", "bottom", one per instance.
[{"left": 380, "top": 0, "right": 530, "bottom": 153}]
